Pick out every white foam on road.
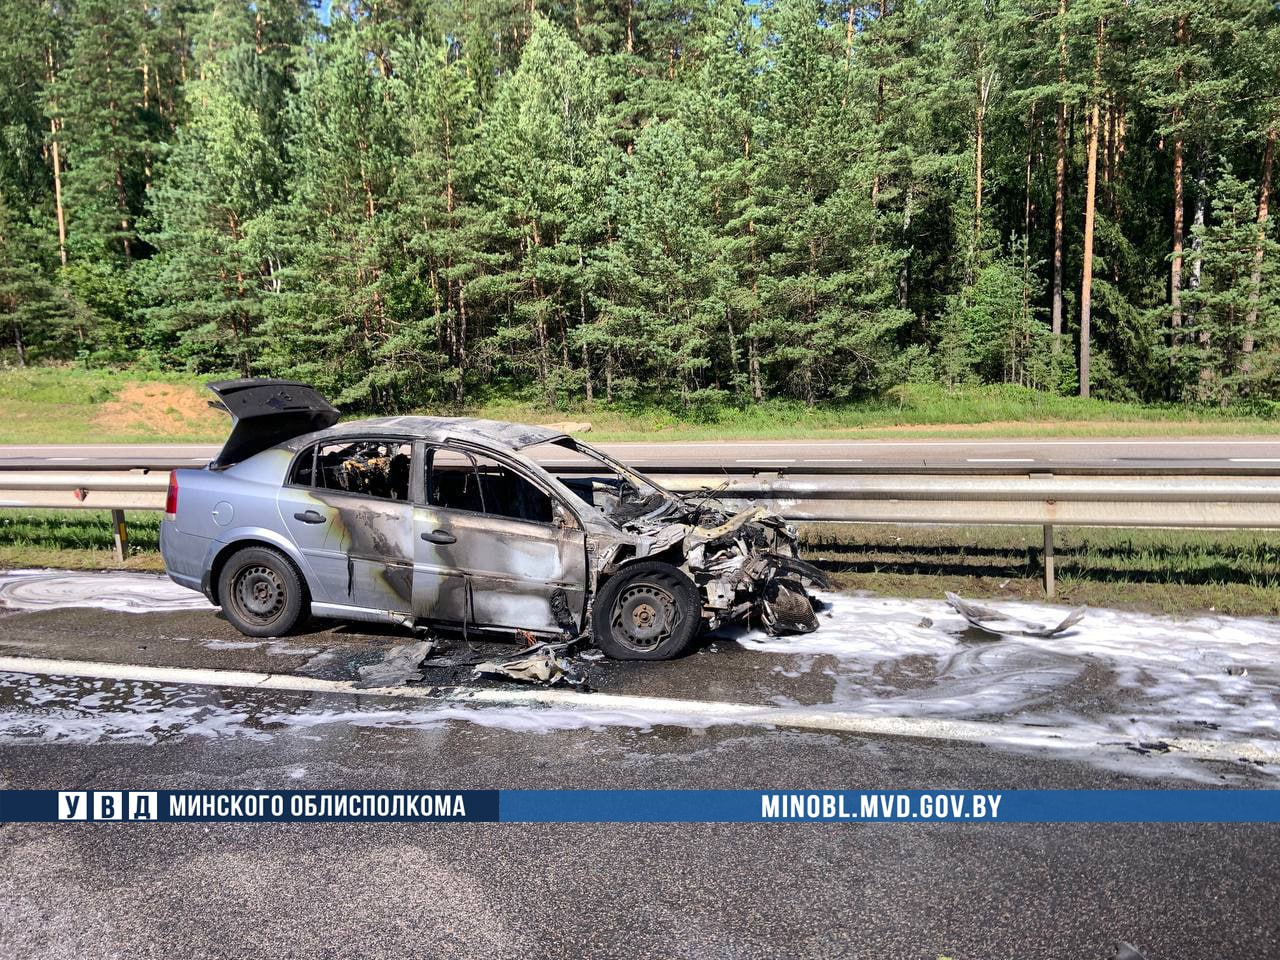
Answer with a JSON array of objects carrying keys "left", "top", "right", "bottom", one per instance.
[
  {"left": 720, "top": 592, "right": 1280, "bottom": 752},
  {"left": 0, "top": 656, "right": 1275, "bottom": 783},
  {"left": 2, "top": 570, "right": 1278, "bottom": 779},
  {"left": 0, "top": 569, "right": 211, "bottom": 614}
]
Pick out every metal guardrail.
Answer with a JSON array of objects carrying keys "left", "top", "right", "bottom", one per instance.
[{"left": 2, "top": 464, "right": 1280, "bottom": 594}]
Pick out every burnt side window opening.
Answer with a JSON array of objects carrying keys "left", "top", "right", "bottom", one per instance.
[
  {"left": 289, "top": 445, "right": 317, "bottom": 486},
  {"left": 428, "top": 448, "right": 553, "bottom": 524},
  {"left": 315, "top": 440, "right": 411, "bottom": 501}
]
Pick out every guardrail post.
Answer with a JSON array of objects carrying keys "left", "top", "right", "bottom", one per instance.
[
  {"left": 111, "top": 509, "right": 128, "bottom": 563},
  {"left": 1042, "top": 524, "right": 1055, "bottom": 597}
]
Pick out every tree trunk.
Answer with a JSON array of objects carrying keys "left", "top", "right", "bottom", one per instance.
[
  {"left": 749, "top": 337, "right": 762, "bottom": 402},
  {"left": 12, "top": 318, "right": 26, "bottom": 367},
  {"left": 1169, "top": 15, "right": 1188, "bottom": 341},
  {"left": 974, "top": 88, "right": 985, "bottom": 243},
  {"left": 578, "top": 246, "right": 591, "bottom": 402},
  {"left": 1191, "top": 149, "right": 1210, "bottom": 395},
  {"left": 970, "top": 58, "right": 993, "bottom": 277},
  {"left": 1024, "top": 104, "right": 1036, "bottom": 242},
  {"left": 1078, "top": 17, "right": 1104, "bottom": 399},
  {"left": 1242, "top": 125, "right": 1276, "bottom": 381},
  {"left": 115, "top": 164, "right": 132, "bottom": 258},
  {"left": 898, "top": 183, "right": 913, "bottom": 308},
  {"left": 1051, "top": 0, "right": 1068, "bottom": 353},
  {"left": 45, "top": 47, "right": 67, "bottom": 267},
  {"left": 456, "top": 284, "right": 468, "bottom": 407}
]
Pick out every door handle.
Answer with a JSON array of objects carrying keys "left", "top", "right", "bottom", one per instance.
[
  {"left": 293, "top": 510, "right": 327, "bottom": 524},
  {"left": 421, "top": 529, "right": 457, "bottom": 545}
]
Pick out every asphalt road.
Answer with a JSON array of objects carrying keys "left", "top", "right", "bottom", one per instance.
[
  {"left": 1, "top": 581, "right": 1278, "bottom": 958},
  {"left": 4, "top": 435, "right": 1280, "bottom": 471},
  {"left": 3, "top": 715, "right": 1277, "bottom": 960}
]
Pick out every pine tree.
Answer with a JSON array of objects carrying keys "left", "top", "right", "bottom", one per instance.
[
  {"left": 475, "top": 14, "right": 610, "bottom": 405},
  {"left": 1181, "top": 169, "right": 1280, "bottom": 401},
  {"left": 256, "top": 20, "right": 404, "bottom": 406},
  {"left": 138, "top": 56, "right": 278, "bottom": 374},
  {"left": 0, "top": 197, "right": 73, "bottom": 364}
]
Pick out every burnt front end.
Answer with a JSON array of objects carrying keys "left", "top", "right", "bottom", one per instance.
[
  {"left": 600, "top": 494, "right": 829, "bottom": 637},
  {"left": 677, "top": 503, "right": 829, "bottom": 635}
]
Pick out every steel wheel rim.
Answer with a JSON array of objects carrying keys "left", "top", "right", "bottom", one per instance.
[
  {"left": 232, "top": 564, "right": 286, "bottom": 624},
  {"left": 611, "top": 580, "right": 681, "bottom": 652}
]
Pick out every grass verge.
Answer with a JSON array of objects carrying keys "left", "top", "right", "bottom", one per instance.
[
  {"left": 3, "top": 512, "right": 1278, "bottom": 619},
  {"left": 0, "top": 511, "right": 164, "bottom": 571},
  {"left": 2, "top": 368, "right": 1278, "bottom": 444},
  {"left": 802, "top": 524, "right": 1280, "bottom": 618}
]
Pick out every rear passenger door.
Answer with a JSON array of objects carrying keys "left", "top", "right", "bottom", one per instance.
[
  {"left": 280, "top": 438, "right": 416, "bottom": 616},
  {"left": 413, "top": 446, "right": 588, "bottom": 634}
]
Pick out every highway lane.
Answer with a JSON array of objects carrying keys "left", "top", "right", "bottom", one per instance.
[
  {"left": 2, "top": 578, "right": 1278, "bottom": 957},
  {"left": 3, "top": 705, "right": 1277, "bottom": 960},
  {"left": 4, "top": 435, "right": 1280, "bottom": 471}
]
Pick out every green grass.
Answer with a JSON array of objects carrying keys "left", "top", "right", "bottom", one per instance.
[
  {"left": 471, "top": 384, "right": 1280, "bottom": 442},
  {"left": 1, "top": 368, "right": 1278, "bottom": 444},
  {"left": 0, "top": 510, "right": 164, "bottom": 571},
  {"left": 3, "top": 511, "right": 1279, "bottom": 618},
  {"left": 801, "top": 523, "right": 1280, "bottom": 617},
  {"left": 0, "top": 366, "right": 231, "bottom": 444}
]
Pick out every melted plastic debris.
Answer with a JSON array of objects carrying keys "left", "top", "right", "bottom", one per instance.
[
  {"left": 354, "top": 640, "right": 435, "bottom": 689},
  {"left": 946, "top": 592, "right": 1086, "bottom": 637},
  {"left": 761, "top": 579, "right": 819, "bottom": 635},
  {"left": 0, "top": 569, "right": 211, "bottom": 614},
  {"left": 473, "top": 643, "right": 586, "bottom": 686}
]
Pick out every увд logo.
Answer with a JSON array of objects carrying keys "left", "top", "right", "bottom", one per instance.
[{"left": 58, "top": 791, "right": 158, "bottom": 821}]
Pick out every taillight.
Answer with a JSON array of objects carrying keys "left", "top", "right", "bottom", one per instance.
[{"left": 164, "top": 471, "right": 179, "bottom": 520}]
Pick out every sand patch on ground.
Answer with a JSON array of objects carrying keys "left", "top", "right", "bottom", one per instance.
[{"left": 93, "top": 382, "right": 226, "bottom": 438}]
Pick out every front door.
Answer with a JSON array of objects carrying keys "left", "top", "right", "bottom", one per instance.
[{"left": 413, "top": 447, "right": 587, "bottom": 634}]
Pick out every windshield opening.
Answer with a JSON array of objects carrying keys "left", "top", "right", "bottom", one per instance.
[{"left": 531, "top": 437, "right": 673, "bottom": 522}]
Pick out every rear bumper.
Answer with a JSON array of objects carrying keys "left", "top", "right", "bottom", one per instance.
[{"left": 159, "top": 520, "right": 212, "bottom": 599}]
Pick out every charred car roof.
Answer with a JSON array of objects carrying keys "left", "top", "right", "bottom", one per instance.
[
  {"left": 207, "top": 379, "right": 571, "bottom": 469},
  {"left": 283, "top": 416, "right": 571, "bottom": 451}
]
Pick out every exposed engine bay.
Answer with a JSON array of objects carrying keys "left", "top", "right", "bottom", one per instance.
[{"left": 546, "top": 438, "right": 829, "bottom": 637}]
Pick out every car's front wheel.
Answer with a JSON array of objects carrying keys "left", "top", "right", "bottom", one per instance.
[
  {"left": 218, "top": 545, "right": 307, "bottom": 637},
  {"left": 592, "top": 561, "right": 700, "bottom": 660}
]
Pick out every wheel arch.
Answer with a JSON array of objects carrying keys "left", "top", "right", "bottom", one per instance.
[
  {"left": 599, "top": 545, "right": 687, "bottom": 588},
  {"left": 205, "top": 534, "right": 311, "bottom": 607}
]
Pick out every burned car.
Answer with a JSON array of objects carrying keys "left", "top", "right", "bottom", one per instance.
[{"left": 160, "top": 379, "right": 827, "bottom": 659}]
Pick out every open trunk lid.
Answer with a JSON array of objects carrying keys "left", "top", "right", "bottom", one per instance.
[{"left": 207, "top": 379, "right": 340, "bottom": 469}]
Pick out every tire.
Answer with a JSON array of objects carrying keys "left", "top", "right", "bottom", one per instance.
[
  {"left": 591, "top": 561, "right": 701, "bottom": 660},
  {"left": 217, "top": 545, "right": 307, "bottom": 637}
]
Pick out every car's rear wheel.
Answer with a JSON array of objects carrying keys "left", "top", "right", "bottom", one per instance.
[
  {"left": 592, "top": 561, "right": 700, "bottom": 660},
  {"left": 218, "top": 545, "right": 306, "bottom": 637}
]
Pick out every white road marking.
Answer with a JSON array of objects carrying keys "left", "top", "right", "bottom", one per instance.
[
  {"left": 1230, "top": 458, "right": 1280, "bottom": 463},
  {"left": 47, "top": 457, "right": 86, "bottom": 462},
  {"left": 804, "top": 458, "right": 864, "bottom": 463},
  {"left": 966, "top": 458, "right": 1036, "bottom": 463},
  {"left": 0, "top": 654, "right": 1274, "bottom": 766}
]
